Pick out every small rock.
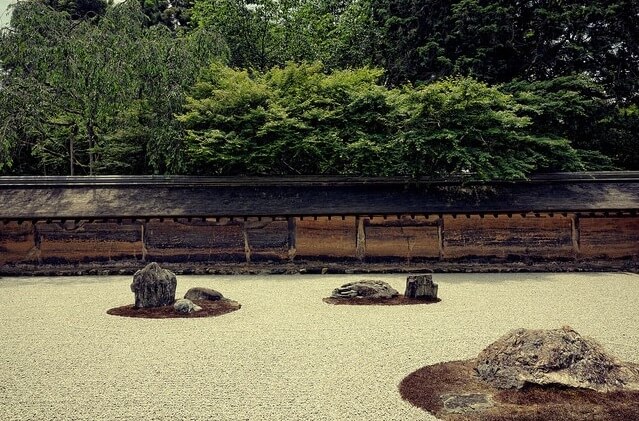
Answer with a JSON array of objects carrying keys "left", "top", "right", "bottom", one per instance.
[
  {"left": 174, "top": 298, "right": 197, "bottom": 314},
  {"left": 441, "top": 393, "right": 493, "bottom": 414},
  {"left": 184, "top": 287, "right": 224, "bottom": 301}
]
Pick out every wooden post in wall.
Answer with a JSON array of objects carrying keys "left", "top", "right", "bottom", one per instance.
[
  {"left": 141, "top": 222, "right": 148, "bottom": 262},
  {"left": 287, "top": 217, "right": 297, "bottom": 261},
  {"left": 356, "top": 216, "right": 366, "bottom": 261},
  {"left": 33, "top": 221, "right": 42, "bottom": 264},
  {"left": 571, "top": 214, "right": 581, "bottom": 256},
  {"left": 437, "top": 217, "right": 445, "bottom": 259},
  {"left": 242, "top": 223, "right": 252, "bottom": 263}
]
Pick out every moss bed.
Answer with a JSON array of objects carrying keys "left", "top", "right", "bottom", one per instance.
[
  {"left": 323, "top": 296, "right": 441, "bottom": 305},
  {"left": 107, "top": 299, "right": 241, "bottom": 318},
  {"left": 399, "top": 359, "right": 639, "bottom": 421}
]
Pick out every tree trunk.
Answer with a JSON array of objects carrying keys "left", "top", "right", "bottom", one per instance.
[
  {"left": 69, "top": 124, "right": 78, "bottom": 176},
  {"left": 69, "top": 137, "right": 74, "bottom": 176},
  {"left": 87, "top": 120, "right": 95, "bottom": 175}
]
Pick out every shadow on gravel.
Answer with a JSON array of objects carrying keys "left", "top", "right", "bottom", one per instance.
[{"left": 323, "top": 296, "right": 441, "bottom": 305}]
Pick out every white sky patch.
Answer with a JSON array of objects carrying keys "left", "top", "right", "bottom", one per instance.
[{"left": 0, "top": 0, "right": 14, "bottom": 28}]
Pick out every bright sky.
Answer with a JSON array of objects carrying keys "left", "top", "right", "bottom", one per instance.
[{"left": 0, "top": 0, "right": 14, "bottom": 28}]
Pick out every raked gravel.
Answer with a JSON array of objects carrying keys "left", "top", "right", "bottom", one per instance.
[{"left": 1, "top": 272, "right": 639, "bottom": 420}]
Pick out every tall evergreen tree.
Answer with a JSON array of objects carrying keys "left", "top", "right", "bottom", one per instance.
[{"left": 369, "top": 0, "right": 639, "bottom": 102}]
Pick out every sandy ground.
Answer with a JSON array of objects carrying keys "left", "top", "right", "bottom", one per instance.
[{"left": 1, "top": 272, "right": 638, "bottom": 421}]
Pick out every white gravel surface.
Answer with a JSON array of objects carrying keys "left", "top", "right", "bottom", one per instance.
[{"left": 1, "top": 272, "right": 638, "bottom": 420}]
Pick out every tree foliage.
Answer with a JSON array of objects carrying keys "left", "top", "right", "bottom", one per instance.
[
  {"left": 369, "top": 0, "right": 639, "bottom": 100},
  {"left": 191, "top": 0, "right": 373, "bottom": 71},
  {"left": 0, "top": 0, "right": 224, "bottom": 174},
  {"left": 0, "top": 0, "right": 636, "bottom": 176},
  {"left": 180, "top": 63, "right": 593, "bottom": 179},
  {"left": 391, "top": 77, "right": 589, "bottom": 179},
  {"left": 180, "top": 62, "right": 394, "bottom": 175},
  {"left": 43, "top": 0, "right": 108, "bottom": 19},
  {"left": 139, "top": 0, "right": 196, "bottom": 30}
]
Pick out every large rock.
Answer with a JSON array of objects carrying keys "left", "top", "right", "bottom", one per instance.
[
  {"left": 331, "top": 280, "right": 399, "bottom": 299},
  {"left": 475, "top": 326, "right": 639, "bottom": 392},
  {"left": 130, "top": 262, "right": 177, "bottom": 308},
  {"left": 404, "top": 274, "right": 438, "bottom": 299},
  {"left": 184, "top": 287, "right": 223, "bottom": 301}
]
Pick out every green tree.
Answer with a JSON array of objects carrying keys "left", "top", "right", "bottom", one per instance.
[
  {"left": 179, "top": 62, "right": 394, "bottom": 175},
  {"left": 366, "top": 0, "right": 638, "bottom": 169},
  {"left": 322, "top": 0, "right": 380, "bottom": 70},
  {"left": 503, "top": 76, "right": 616, "bottom": 170},
  {"left": 368, "top": 0, "right": 453, "bottom": 86},
  {"left": 139, "top": 0, "right": 195, "bottom": 30},
  {"left": 0, "top": 0, "right": 224, "bottom": 175},
  {"left": 606, "top": 106, "right": 639, "bottom": 170},
  {"left": 179, "top": 63, "right": 595, "bottom": 179},
  {"left": 191, "top": 0, "right": 361, "bottom": 70},
  {"left": 192, "top": 0, "right": 275, "bottom": 70},
  {"left": 43, "top": 0, "right": 108, "bottom": 19},
  {"left": 369, "top": 0, "right": 639, "bottom": 101},
  {"left": 390, "top": 77, "right": 590, "bottom": 179}
]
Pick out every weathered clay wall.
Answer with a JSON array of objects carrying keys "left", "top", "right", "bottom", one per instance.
[
  {"left": 363, "top": 216, "right": 440, "bottom": 262},
  {"left": 144, "top": 219, "right": 245, "bottom": 262},
  {"left": 295, "top": 217, "right": 358, "bottom": 261},
  {"left": 37, "top": 221, "right": 144, "bottom": 263},
  {"left": 0, "top": 222, "right": 36, "bottom": 264},
  {"left": 1, "top": 214, "right": 638, "bottom": 272},
  {"left": 579, "top": 217, "right": 639, "bottom": 258},
  {"left": 443, "top": 215, "right": 574, "bottom": 260}
]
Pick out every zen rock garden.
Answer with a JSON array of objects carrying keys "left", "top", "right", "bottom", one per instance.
[
  {"left": 103, "top": 267, "right": 639, "bottom": 419},
  {"left": 107, "top": 262, "right": 241, "bottom": 318},
  {"left": 324, "top": 274, "right": 440, "bottom": 305},
  {"left": 400, "top": 326, "right": 639, "bottom": 420}
]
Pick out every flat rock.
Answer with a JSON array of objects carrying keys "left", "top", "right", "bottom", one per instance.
[
  {"left": 475, "top": 326, "right": 639, "bottom": 392},
  {"left": 184, "top": 287, "right": 224, "bottom": 301},
  {"left": 441, "top": 393, "right": 493, "bottom": 414},
  {"left": 331, "top": 280, "right": 399, "bottom": 299},
  {"left": 174, "top": 298, "right": 201, "bottom": 314}
]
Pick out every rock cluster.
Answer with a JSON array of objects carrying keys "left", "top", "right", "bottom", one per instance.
[
  {"left": 128, "top": 262, "right": 231, "bottom": 316},
  {"left": 130, "top": 262, "right": 177, "bottom": 308},
  {"left": 331, "top": 280, "right": 399, "bottom": 299},
  {"left": 475, "top": 326, "right": 639, "bottom": 392}
]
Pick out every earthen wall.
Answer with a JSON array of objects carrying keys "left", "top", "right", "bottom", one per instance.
[{"left": 1, "top": 214, "right": 637, "bottom": 273}]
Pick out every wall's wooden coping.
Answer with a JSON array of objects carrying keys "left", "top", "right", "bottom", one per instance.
[
  {"left": 1, "top": 172, "right": 639, "bottom": 222},
  {"left": 2, "top": 171, "right": 639, "bottom": 186}
]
